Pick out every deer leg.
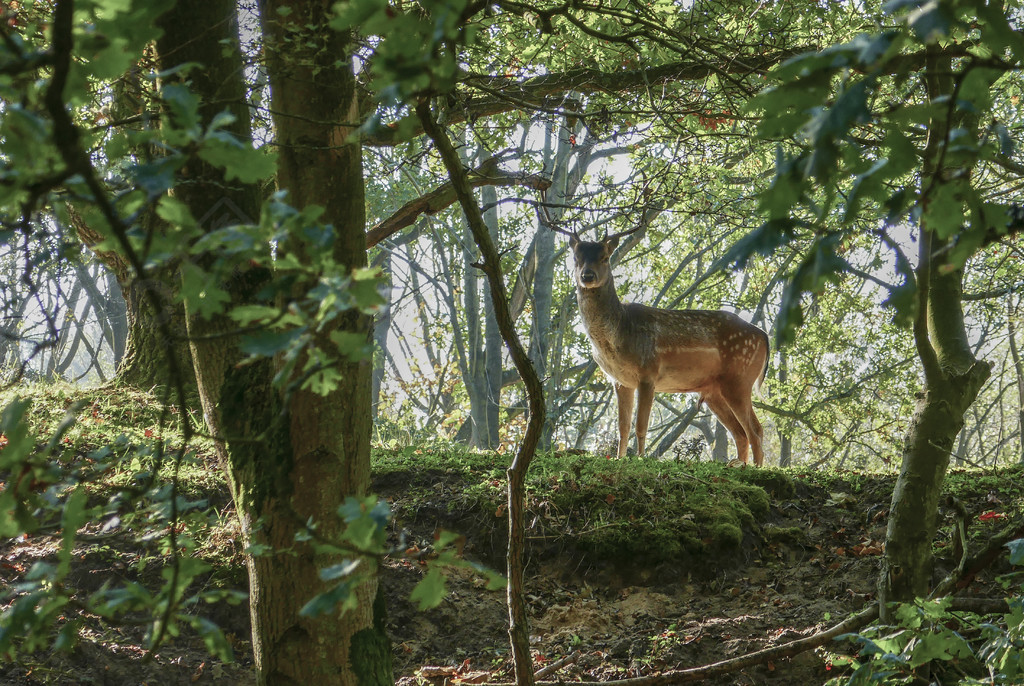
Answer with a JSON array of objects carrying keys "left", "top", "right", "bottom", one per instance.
[
  {"left": 614, "top": 383, "right": 635, "bottom": 457},
  {"left": 704, "top": 395, "right": 750, "bottom": 465},
  {"left": 721, "top": 386, "right": 764, "bottom": 466},
  {"left": 635, "top": 381, "right": 655, "bottom": 457}
]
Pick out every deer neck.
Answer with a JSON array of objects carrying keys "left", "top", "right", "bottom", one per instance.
[{"left": 577, "top": 281, "right": 624, "bottom": 345}]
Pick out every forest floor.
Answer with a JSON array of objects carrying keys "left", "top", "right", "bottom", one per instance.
[
  {"left": 378, "top": 452, "right": 1023, "bottom": 686},
  {"left": 0, "top": 386, "right": 1021, "bottom": 685}
]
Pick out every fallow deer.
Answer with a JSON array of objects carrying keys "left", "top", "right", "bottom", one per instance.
[{"left": 560, "top": 228, "right": 770, "bottom": 465}]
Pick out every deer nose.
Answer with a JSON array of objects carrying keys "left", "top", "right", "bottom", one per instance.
[{"left": 580, "top": 269, "right": 597, "bottom": 284}]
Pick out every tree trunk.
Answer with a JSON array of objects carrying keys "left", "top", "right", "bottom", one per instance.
[
  {"left": 463, "top": 190, "right": 491, "bottom": 447},
  {"left": 879, "top": 47, "right": 991, "bottom": 613},
  {"left": 482, "top": 184, "right": 503, "bottom": 449},
  {"left": 116, "top": 263, "right": 196, "bottom": 400},
  {"left": 778, "top": 351, "right": 792, "bottom": 467},
  {"left": 371, "top": 249, "right": 392, "bottom": 422},
  {"left": 256, "top": 1, "right": 391, "bottom": 682},
  {"left": 1008, "top": 295, "right": 1024, "bottom": 465},
  {"left": 69, "top": 202, "right": 197, "bottom": 402},
  {"left": 156, "top": 1, "right": 392, "bottom": 683}
]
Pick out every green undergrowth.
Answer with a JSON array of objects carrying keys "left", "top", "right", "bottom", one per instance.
[
  {"left": 373, "top": 446, "right": 797, "bottom": 572},
  {"left": 0, "top": 382, "right": 243, "bottom": 582}
]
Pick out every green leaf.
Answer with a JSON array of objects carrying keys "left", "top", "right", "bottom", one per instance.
[
  {"left": 908, "top": 630, "right": 971, "bottom": 668},
  {"left": 300, "top": 581, "right": 357, "bottom": 618},
  {"left": 186, "top": 616, "right": 233, "bottom": 663},
  {"left": 57, "top": 487, "right": 88, "bottom": 576},
  {"left": 128, "top": 156, "right": 185, "bottom": 198},
  {"left": 319, "top": 560, "right": 361, "bottom": 582},
  {"left": 882, "top": 274, "right": 918, "bottom": 329},
  {"left": 721, "top": 219, "right": 800, "bottom": 269},
  {"left": 179, "top": 261, "right": 231, "bottom": 320},
  {"left": 198, "top": 132, "right": 277, "bottom": 183},
  {"left": 844, "top": 158, "right": 889, "bottom": 223},
  {"left": 1007, "top": 538, "right": 1024, "bottom": 566},
  {"left": 410, "top": 566, "right": 447, "bottom": 610},
  {"left": 882, "top": 128, "right": 919, "bottom": 179},
  {"left": 0, "top": 398, "right": 35, "bottom": 469},
  {"left": 239, "top": 328, "right": 305, "bottom": 358},
  {"left": 330, "top": 0, "right": 387, "bottom": 31},
  {"left": 156, "top": 196, "right": 197, "bottom": 231},
  {"left": 330, "top": 330, "right": 373, "bottom": 361},
  {"left": 887, "top": 0, "right": 954, "bottom": 43},
  {"left": 957, "top": 68, "right": 999, "bottom": 114},
  {"left": 230, "top": 305, "right": 279, "bottom": 326},
  {"left": 920, "top": 186, "right": 964, "bottom": 239},
  {"left": 161, "top": 84, "right": 201, "bottom": 133}
]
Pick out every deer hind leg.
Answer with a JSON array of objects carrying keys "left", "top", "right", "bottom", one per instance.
[
  {"left": 635, "top": 381, "right": 655, "bottom": 457},
  {"left": 721, "top": 384, "right": 765, "bottom": 467},
  {"left": 614, "top": 383, "right": 635, "bottom": 457},
  {"left": 704, "top": 394, "right": 750, "bottom": 465}
]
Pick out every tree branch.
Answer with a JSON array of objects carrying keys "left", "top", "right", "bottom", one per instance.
[
  {"left": 363, "top": 55, "right": 795, "bottom": 146},
  {"left": 366, "top": 157, "right": 551, "bottom": 248}
]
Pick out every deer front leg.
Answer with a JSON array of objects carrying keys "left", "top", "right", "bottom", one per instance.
[
  {"left": 614, "top": 383, "right": 634, "bottom": 457},
  {"left": 635, "top": 381, "right": 655, "bottom": 456}
]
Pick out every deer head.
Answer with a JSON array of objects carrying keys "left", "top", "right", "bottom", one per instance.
[{"left": 557, "top": 225, "right": 640, "bottom": 292}]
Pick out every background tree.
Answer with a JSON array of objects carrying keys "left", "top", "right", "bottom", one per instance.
[{"left": 736, "top": 0, "right": 1024, "bottom": 607}]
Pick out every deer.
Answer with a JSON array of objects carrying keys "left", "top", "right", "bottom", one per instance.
[{"left": 558, "top": 226, "right": 770, "bottom": 466}]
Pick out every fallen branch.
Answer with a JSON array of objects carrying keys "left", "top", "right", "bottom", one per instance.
[
  {"left": 478, "top": 604, "right": 880, "bottom": 686},
  {"left": 533, "top": 650, "right": 580, "bottom": 680}
]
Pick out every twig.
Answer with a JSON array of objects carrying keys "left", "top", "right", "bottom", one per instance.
[
  {"left": 533, "top": 651, "right": 581, "bottom": 680},
  {"left": 478, "top": 604, "right": 880, "bottom": 686}
]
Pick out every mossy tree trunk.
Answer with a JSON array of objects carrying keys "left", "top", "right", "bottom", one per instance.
[
  {"left": 879, "top": 46, "right": 992, "bottom": 614},
  {"left": 253, "top": 1, "right": 391, "bottom": 682},
  {"left": 69, "top": 206, "right": 197, "bottom": 403},
  {"left": 156, "top": 1, "right": 392, "bottom": 683}
]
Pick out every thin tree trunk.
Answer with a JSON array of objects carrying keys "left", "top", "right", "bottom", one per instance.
[
  {"left": 371, "top": 249, "right": 392, "bottom": 422},
  {"left": 418, "top": 103, "right": 545, "bottom": 686},
  {"left": 45, "top": 277, "right": 82, "bottom": 379},
  {"left": 482, "top": 183, "right": 503, "bottom": 448},
  {"left": 778, "top": 350, "right": 792, "bottom": 467},
  {"left": 1008, "top": 294, "right": 1024, "bottom": 465}
]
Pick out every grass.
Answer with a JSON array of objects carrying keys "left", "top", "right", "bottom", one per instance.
[
  {"left": 0, "top": 381, "right": 245, "bottom": 607},
  {"left": 373, "top": 446, "right": 799, "bottom": 570}
]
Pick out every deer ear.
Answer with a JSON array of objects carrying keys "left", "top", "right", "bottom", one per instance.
[
  {"left": 604, "top": 235, "right": 620, "bottom": 253},
  {"left": 569, "top": 234, "right": 579, "bottom": 249}
]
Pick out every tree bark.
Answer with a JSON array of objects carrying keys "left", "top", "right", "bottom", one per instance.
[
  {"left": 156, "top": 1, "right": 392, "bottom": 683},
  {"left": 254, "top": 1, "right": 391, "bottom": 682},
  {"left": 879, "top": 46, "right": 992, "bottom": 614},
  {"left": 1008, "top": 294, "right": 1024, "bottom": 465}
]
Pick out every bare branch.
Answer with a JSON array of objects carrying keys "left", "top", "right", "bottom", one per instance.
[{"left": 366, "top": 157, "right": 551, "bottom": 248}]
